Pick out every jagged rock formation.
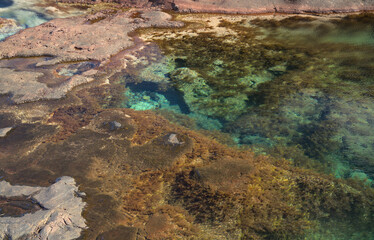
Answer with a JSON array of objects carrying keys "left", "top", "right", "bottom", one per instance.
[{"left": 0, "top": 176, "right": 86, "bottom": 240}]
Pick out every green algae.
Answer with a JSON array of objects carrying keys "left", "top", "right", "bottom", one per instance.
[
  {"left": 116, "top": 14, "right": 374, "bottom": 238},
  {"left": 133, "top": 13, "right": 374, "bottom": 182},
  {"left": 48, "top": 12, "right": 374, "bottom": 239}
]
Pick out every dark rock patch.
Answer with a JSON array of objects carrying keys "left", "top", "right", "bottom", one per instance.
[
  {"left": 0, "top": 196, "right": 42, "bottom": 217},
  {"left": 0, "top": 0, "right": 13, "bottom": 8}
]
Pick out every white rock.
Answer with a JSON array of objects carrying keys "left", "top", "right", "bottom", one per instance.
[
  {"left": 0, "top": 127, "right": 12, "bottom": 137},
  {"left": 0, "top": 176, "right": 87, "bottom": 240}
]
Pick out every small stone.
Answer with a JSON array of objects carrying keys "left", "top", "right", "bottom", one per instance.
[
  {"left": 268, "top": 64, "right": 288, "bottom": 75},
  {"left": 167, "top": 133, "right": 184, "bottom": 145},
  {"left": 82, "top": 69, "right": 98, "bottom": 76},
  {"left": 109, "top": 121, "right": 122, "bottom": 131},
  {"left": 0, "top": 127, "right": 12, "bottom": 137}
]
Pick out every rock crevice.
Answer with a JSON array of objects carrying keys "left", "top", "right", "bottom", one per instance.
[{"left": 0, "top": 176, "right": 86, "bottom": 240}]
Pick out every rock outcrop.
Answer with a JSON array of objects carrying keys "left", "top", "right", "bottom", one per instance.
[
  {"left": 0, "top": 10, "right": 182, "bottom": 66},
  {"left": 0, "top": 176, "right": 86, "bottom": 240},
  {"left": 56, "top": 0, "right": 374, "bottom": 13},
  {"left": 0, "top": 9, "right": 183, "bottom": 103}
]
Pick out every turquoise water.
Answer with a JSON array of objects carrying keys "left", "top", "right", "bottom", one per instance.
[
  {"left": 0, "top": 0, "right": 49, "bottom": 40},
  {"left": 0, "top": 7, "right": 373, "bottom": 239},
  {"left": 123, "top": 14, "right": 374, "bottom": 185}
]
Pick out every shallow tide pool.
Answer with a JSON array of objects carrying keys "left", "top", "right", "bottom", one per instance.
[{"left": 119, "top": 14, "right": 374, "bottom": 185}]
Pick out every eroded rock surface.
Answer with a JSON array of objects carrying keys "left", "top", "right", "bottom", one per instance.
[
  {"left": 0, "top": 176, "right": 86, "bottom": 240},
  {"left": 0, "top": 9, "right": 182, "bottom": 103},
  {"left": 0, "top": 68, "right": 94, "bottom": 103},
  {"left": 57, "top": 0, "right": 374, "bottom": 13},
  {"left": 0, "top": 10, "right": 182, "bottom": 65}
]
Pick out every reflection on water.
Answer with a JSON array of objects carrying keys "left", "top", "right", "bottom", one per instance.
[{"left": 122, "top": 14, "right": 374, "bottom": 185}]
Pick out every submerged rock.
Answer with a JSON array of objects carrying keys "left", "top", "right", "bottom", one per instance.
[
  {"left": 108, "top": 121, "right": 122, "bottom": 131},
  {"left": 170, "top": 67, "right": 248, "bottom": 121},
  {"left": 167, "top": 133, "right": 184, "bottom": 145},
  {"left": 0, "top": 18, "right": 22, "bottom": 40},
  {"left": 0, "top": 176, "right": 86, "bottom": 240}
]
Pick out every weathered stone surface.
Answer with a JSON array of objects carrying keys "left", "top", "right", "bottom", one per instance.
[
  {"left": 0, "top": 10, "right": 183, "bottom": 66},
  {"left": 0, "top": 68, "right": 93, "bottom": 103},
  {"left": 0, "top": 176, "right": 86, "bottom": 240},
  {"left": 0, "top": 9, "right": 182, "bottom": 103}
]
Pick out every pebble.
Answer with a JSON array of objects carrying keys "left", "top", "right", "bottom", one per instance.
[{"left": 0, "top": 127, "right": 12, "bottom": 137}]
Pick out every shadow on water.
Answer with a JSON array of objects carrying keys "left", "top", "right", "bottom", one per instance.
[{"left": 0, "top": 0, "right": 13, "bottom": 8}]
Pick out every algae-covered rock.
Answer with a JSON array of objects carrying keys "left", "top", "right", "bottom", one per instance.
[
  {"left": 170, "top": 67, "right": 248, "bottom": 121},
  {"left": 96, "top": 226, "right": 138, "bottom": 240}
]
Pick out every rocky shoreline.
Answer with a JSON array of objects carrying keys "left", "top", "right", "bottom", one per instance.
[
  {"left": 56, "top": 0, "right": 374, "bottom": 14},
  {"left": 1, "top": 1, "right": 374, "bottom": 240}
]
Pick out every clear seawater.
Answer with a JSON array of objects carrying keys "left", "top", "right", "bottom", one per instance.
[
  {"left": 1, "top": 6, "right": 374, "bottom": 239},
  {"left": 0, "top": 0, "right": 83, "bottom": 40},
  {"left": 121, "top": 14, "right": 374, "bottom": 186}
]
